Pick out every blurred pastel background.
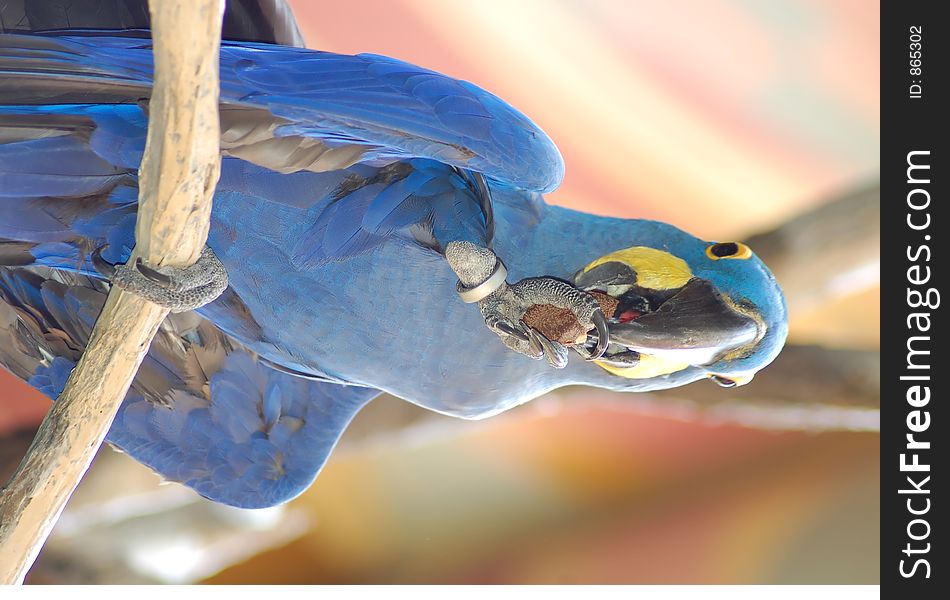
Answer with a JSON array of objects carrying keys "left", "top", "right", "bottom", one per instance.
[{"left": 0, "top": 0, "right": 880, "bottom": 584}]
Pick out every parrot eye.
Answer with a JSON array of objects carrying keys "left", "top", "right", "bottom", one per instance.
[
  {"left": 710, "top": 375, "right": 737, "bottom": 388},
  {"left": 706, "top": 242, "right": 752, "bottom": 260}
]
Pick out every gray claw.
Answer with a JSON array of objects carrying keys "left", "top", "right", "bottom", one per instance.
[
  {"left": 495, "top": 320, "right": 530, "bottom": 342},
  {"left": 573, "top": 342, "right": 639, "bottom": 366},
  {"left": 587, "top": 309, "right": 610, "bottom": 360},
  {"left": 526, "top": 327, "right": 546, "bottom": 357},
  {"left": 598, "top": 349, "right": 640, "bottom": 368},
  {"left": 135, "top": 258, "right": 174, "bottom": 287},
  {"left": 527, "top": 327, "right": 569, "bottom": 369}
]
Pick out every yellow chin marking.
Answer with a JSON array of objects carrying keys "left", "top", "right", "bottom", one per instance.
[
  {"left": 582, "top": 246, "right": 692, "bottom": 290},
  {"left": 584, "top": 247, "right": 695, "bottom": 379},
  {"left": 595, "top": 353, "right": 690, "bottom": 379}
]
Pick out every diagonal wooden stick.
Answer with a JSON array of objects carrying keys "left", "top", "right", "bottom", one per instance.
[{"left": 0, "top": 0, "right": 224, "bottom": 584}]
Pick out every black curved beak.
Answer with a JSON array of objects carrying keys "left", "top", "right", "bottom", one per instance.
[
  {"left": 608, "top": 278, "right": 760, "bottom": 365},
  {"left": 574, "top": 260, "right": 761, "bottom": 366}
]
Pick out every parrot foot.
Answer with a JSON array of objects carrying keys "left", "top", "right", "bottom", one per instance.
[
  {"left": 576, "top": 342, "right": 640, "bottom": 367},
  {"left": 94, "top": 246, "right": 228, "bottom": 313},
  {"left": 445, "top": 241, "right": 609, "bottom": 368}
]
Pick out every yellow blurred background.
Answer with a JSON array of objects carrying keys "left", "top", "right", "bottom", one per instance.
[{"left": 0, "top": 0, "right": 879, "bottom": 584}]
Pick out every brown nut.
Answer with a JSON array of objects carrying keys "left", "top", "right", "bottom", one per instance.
[{"left": 522, "top": 304, "right": 587, "bottom": 345}]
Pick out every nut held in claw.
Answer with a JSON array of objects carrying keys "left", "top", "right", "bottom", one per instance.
[
  {"left": 522, "top": 304, "right": 587, "bottom": 343},
  {"left": 521, "top": 305, "right": 610, "bottom": 361}
]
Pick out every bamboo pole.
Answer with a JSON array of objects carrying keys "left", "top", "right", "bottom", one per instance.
[{"left": 0, "top": 0, "right": 224, "bottom": 584}]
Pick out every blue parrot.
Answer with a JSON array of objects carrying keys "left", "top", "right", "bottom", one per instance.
[{"left": 0, "top": 1, "right": 787, "bottom": 508}]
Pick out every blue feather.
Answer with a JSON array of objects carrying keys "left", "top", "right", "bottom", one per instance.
[
  {"left": 0, "top": 30, "right": 788, "bottom": 510},
  {"left": 0, "top": 33, "right": 565, "bottom": 192},
  {"left": 0, "top": 268, "right": 380, "bottom": 508}
]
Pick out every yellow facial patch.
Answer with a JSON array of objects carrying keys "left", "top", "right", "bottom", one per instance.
[
  {"left": 583, "top": 246, "right": 696, "bottom": 380},
  {"left": 595, "top": 353, "right": 690, "bottom": 379},
  {"left": 581, "top": 246, "right": 693, "bottom": 291}
]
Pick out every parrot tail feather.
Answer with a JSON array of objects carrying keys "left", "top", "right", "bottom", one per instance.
[{"left": 0, "top": 267, "right": 380, "bottom": 508}]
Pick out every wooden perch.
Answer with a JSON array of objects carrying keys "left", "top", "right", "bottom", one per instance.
[
  {"left": 649, "top": 344, "right": 880, "bottom": 431},
  {"left": 745, "top": 183, "right": 880, "bottom": 318},
  {"left": 0, "top": 0, "right": 224, "bottom": 585}
]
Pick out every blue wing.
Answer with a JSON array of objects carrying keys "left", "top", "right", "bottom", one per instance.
[
  {"left": 0, "top": 99, "right": 503, "bottom": 271},
  {"left": 0, "top": 30, "right": 545, "bottom": 505},
  {"left": 0, "top": 268, "right": 379, "bottom": 508},
  {"left": 0, "top": 32, "right": 564, "bottom": 193}
]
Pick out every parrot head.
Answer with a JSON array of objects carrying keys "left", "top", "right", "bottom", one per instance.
[{"left": 570, "top": 221, "right": 787, "bottom": 389}]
